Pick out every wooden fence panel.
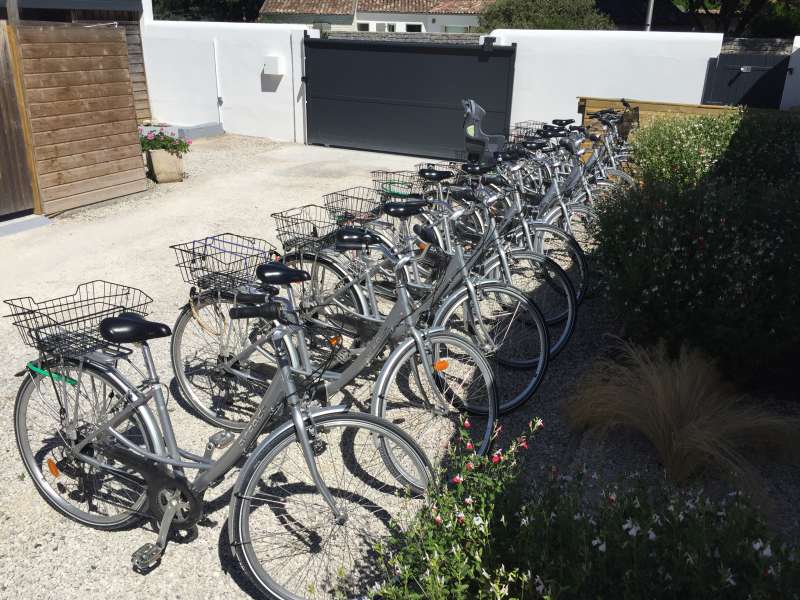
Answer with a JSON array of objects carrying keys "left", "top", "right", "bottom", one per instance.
[
  {"left": 0, "top": 20, "right": 37, "bottom": 218},
  {"left": 15, "top": 24, "right": 148, "bottom": 215}
]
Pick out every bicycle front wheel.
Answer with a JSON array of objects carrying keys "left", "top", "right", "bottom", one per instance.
[
  {"left": 372, "top": 331, "right": 497, "bottom": 466},
  {"left": 172, "top": 295, "right": 274, "bottom": 430},
  {"left": 230, "top": 412, "right": 432, "bottom": 600}
]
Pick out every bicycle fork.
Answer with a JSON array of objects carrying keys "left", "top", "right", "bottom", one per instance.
[{"left": 274, "top": 337, "right": 347, "bottom": 523}]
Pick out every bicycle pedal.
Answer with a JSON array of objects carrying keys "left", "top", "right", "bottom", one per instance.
[
  {"left": 208, "top": 430, "right": 235, "bottom": 450},
  {"left": 131, "top": 543, "right": 163, "bottom": 573}
]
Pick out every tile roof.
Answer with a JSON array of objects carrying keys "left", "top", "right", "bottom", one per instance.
[
  {"left": 428, "top": 0, "right": 492, "bottom": 14},
  {"left": 261, "top": 1, "right": 355, "bottom": 15},
  {"left": 261, "top": 0, "right": 493, "bottom": 16}
]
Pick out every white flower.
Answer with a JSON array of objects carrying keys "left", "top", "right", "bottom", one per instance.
[
  {"left": 534, "top": 575, "right": 545, "bottom": 595},
  {"left": 753, "top": 539, "right": 764, "bottom": 552},
  {"left": 473, "top": 516, "right": 483, "bottom": 526},
  {"left": 648, "top": 529, "right": 657, "bottom": 541},
  {"left": 723, "top": 568, "right": 735, "bottom": 586},
  {"left": 762, "top": 544, "right": 772, "bottom": 558},
  {"left": 591, "top": 538, "right": 606, "bottom": 553}
]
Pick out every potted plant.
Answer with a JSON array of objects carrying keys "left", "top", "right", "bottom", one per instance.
[{"left": 139, "top": 127, "right": 191, "bottom": 183}]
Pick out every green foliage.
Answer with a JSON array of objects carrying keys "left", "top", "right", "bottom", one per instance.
[
  {"left": 498, "top": 474, "right": 800, "bottom": 599},
  {"left": 748, "top": 3, "right": 800, "bottom": 37},
  {"left": 479, "top": 0, "right": 615, "bottom": 31},
  {"left": 377, "top": 420, "right": 539, "bottom": 599},
  {"left": 594, "top": 110, "right": 800, "bottom": 380},
  {"left": 139, "top": 127, "right": 191, "bottom": 157},
  {"left": 378, "top": 425, "right": 800, "bottom": 599},
  {"left": 153, "top": 0, "right": 262, "bottom": 22},
  {"left": 675, "top": 0, "right": 800, "bottom": 34}
]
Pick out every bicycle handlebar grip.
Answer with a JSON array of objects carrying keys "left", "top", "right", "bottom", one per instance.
[{"left": 229, "top": 302, "right": 282, "bottom": 321}]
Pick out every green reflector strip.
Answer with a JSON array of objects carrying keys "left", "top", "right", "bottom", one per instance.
[{"left": 26, "top": 362, "right": 77, "bottom": 385}]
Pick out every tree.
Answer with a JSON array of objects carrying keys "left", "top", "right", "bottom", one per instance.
[
  {"left": 479, "top": 0, "right": 616, "bottom": 31},
  {"left": 676, "top": 0, "right": 800, "bottom": 35},
  {"left": 153, "top": 0, "right": 263, "bottom": 22}
]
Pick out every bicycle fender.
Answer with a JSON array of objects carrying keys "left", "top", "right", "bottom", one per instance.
[{"left": 227, "top": 404, "right": 351, "bottom": 545}]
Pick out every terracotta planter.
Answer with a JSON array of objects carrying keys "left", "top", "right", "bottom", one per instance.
[{"left": 146, "top": 149, "right": 184, "bottom": 183}]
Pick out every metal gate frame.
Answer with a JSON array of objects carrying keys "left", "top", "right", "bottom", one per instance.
[{"left": 303, "top": 36, "right": 516, "bottom": 159}]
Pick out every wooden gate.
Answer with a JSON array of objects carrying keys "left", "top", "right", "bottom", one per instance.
[
  {"left": 15, "top": 24, "right": 148, "bottom": 214},
  {"left": 0, "top": 21, "right": 36, "bottom": 219}
]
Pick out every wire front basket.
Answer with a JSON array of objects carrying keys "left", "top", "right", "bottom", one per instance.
[
  {"left": 371, "top": 170, "right": 426, "bottom": 198},
  {"left": 5, "top": 281, "right": 153, "bottom": 357},
  {"left": 271, "top": 204, "right": 338, "bottom": 253},
  {"left": 171, "top": 233, "right": 279, "bottom": 291},
  {"left": 322, "top": 187, "right": 384, "bottom": 225},
  {"left": 509, "top": 120, "right": 546, "bottom": 142}
]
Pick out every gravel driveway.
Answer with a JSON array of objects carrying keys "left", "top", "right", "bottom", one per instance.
[
  {"left": 2, "top": 135, "right": 797, "bottom": 599},
  {"left": 0, "top": 136, "right": 421, "bottom": 599}
]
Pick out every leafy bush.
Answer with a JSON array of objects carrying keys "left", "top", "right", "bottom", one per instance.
[
  {"left": 566, "top": 340, "right": 800, "bottom": 491},
  {"left": 378, "top": 430, "right": 800, "bottom": 599},
  {"left": 378, "top": 420, "right": 540, "bottom": 599},
  {"left": 139, "top": 127, "right": 191, "bottom": 157},
  {"left": 748, "top": 3, "right": 800, "bottom": 38},
  {"left": 479, "top": 0, "right": 615, "bottom": 31},
  {"left": 595, "top": 111, "right": 800, "bottom": 379},
  {"left": 498, "top": 473, "right": 800, "bottom": 600}
]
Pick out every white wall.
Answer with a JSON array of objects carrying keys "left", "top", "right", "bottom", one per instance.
[
  {"left": 140, "top": 19, "right": 316, "bottom": 142},
  {"left": 490, "top": 29, "right": 724, "bottom": 123},
  {"left": 780, "top": 36, "right": 800, "bottom": 111}
]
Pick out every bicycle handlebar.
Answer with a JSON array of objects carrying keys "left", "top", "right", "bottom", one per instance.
[{"left": 229, "top": 302, "right": 283, "bottom": 321}]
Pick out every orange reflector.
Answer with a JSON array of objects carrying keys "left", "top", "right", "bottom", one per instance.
[
  {"left": 329, "top": 336, "right": 342, "bottom": 347},
  {"left": 433, "top": 359, "right": 449, "bottom": 372},
  {"left": 46, "top": 458, "right": 60, "bottom": 478},
  {"left": 417, "top": 242, "right": 429, "bottom": 251}
]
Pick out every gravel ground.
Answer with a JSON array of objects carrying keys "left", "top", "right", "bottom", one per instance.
[
  {"left": 0, "top": 136, "right": 421, "bottom": 600},
  {"left": 1, "top": 135, "right": 797, "bottom": 599}
]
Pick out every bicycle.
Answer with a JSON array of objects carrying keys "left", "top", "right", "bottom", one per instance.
[{"left": 7, "top": 280, "right": 434, "bottom": 600}]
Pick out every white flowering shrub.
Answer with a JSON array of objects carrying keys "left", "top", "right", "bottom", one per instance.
[
  {"left": 596, "top": 110, "right": 800, "bottom": 379},
  {"left": 376, "top": 439, "right": 800, "bottom": 599}
]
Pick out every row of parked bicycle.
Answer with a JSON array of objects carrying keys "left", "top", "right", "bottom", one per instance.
[{"left": 6, "top": 100, "right": 635, "bottom": 600}]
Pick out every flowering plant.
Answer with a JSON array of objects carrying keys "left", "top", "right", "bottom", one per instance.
[
  {"left": 377, "top": 419, "right": 539, "bottom": 599},
  {"left": 138, "top": 127, "right": 191, "bottom": 157},
  {"left": 595, "top": 110, "right": 800, "bottom": 380}
]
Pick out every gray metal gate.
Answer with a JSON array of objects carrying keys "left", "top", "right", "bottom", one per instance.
[
  {"left": 303, "top": 37, "right": 516, "bottom": 159},
  {"left": 702, "top": 53, "right": 790, "bottom": 109}
]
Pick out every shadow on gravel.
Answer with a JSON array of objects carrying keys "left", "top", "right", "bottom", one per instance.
[{"left": 218, "top": 520, "right": 262, "bottom": 599}]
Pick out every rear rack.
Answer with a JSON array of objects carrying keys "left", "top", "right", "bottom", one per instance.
[{"left": 5, "top": 281, "right": 153, "bottom": 357}]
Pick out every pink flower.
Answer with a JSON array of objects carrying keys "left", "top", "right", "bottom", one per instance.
[
  {"left": 518, "top": 437, "right": 529, "bottom": 450},
  {"left": 187, "top": 139, "right": 193, "bottom": 145},
  {"left": 463, "top": 419, "right": 471, "bottom": 429},
  {"left": 434, "top": 515, "right": 443, "bottom": 526},
  {"left": 491, "top": 452, "right": 502, "bottom": 465},
  {"left": 465, "top": 462, "right": 474, "bottom": 471},
  {"left": 532, "top": 418, "right": 544, "bottom": 432},
  {"left": 456, "top": 512, "right": 465, "bottom": 524},
  {"left": 146, "top": 132, "right": 155, "bottom": 140},
  {"left": 451, "top": 474, "right": 463, "bottom": 485},
  {"left": 465, "top": 441, "right": 474, "bottom": 451},
  {"left": 464, "top": 496, "right": 473, "bottom": 506}
]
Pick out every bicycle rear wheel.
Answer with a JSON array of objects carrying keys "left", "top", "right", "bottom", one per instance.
[
  {"left": 230, "top": 412, "right": 432, "bottom": 600},
  {"left": 15, "top": 364, "right": 154, "bottom": 530}
]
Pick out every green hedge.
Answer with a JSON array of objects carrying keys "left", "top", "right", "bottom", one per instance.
[
  {"left": 595, "top": 110, "right": 800, "bottom": 380},
  {"left": 378, "top": 423, "right": 800, "bottom": 599}
]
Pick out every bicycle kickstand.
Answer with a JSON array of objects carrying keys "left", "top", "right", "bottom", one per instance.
[{"left": 131, "top": 494, "right": 181, "bottom": 574}]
